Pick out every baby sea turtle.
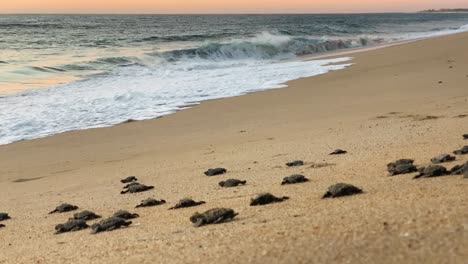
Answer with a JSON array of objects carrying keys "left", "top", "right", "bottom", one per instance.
[
  {"left": 431, "top": 154, "right": 456, "bottom": 164},
  {"left": 55, "top": 219, "right": 89, "bottom": 234},
  {"left": 169, "top": 198, "right": 206, "bottom": 210},
  {"left": 190, "top": 208, "right": 238, "bottom": 227},
  {"left": 413, "top": 165, "right": 448, "bottom": 179},
  {"left": 135, "top": 198, "right": 166, "bottom": 208},
  {"left": 453, "top": 146, "right": 468, "bottom": 155},
  {"left": 91, "top": 217, "right": 132, "bottom": 234},
  {"left": 218, "top": 179, "right": 247, "bottom": 187},
  {"left": 322, "top": 183, "right": 363, "bottom": 198},
  {"left": 71, "top": 210, "right": 101, "bottom": 221},
  {"left": 121, "top": 176, "right": 138, "bottom": 183},
  {"left": 112, "top": 210, "right": 139, "bottom": 219},
  {"left": 329, "top": 149, "right": 347, "bottom": 155},
  {"left": 123, "top": 182, "right": 141, "bottom": 189},
  {"left": 285, "top": 160, "right": 304, "bottom": 167},
  {"left": 49, "top": 203, "right": 79, "bottom": 214},
  {"left": 0, "top": 213, "right": 10, "bottom": 221},
  {"left": 120, "top": 184, "right": 154, "bottom": 194},
  {"left": 281, "top": 174, "right": 309, "bottom": 185},
  {"left": 387, "top": 159, "right": 417, "bottom": 176},
  {"left": 204, "top": 168, "right": 227, "bottom": 176},
  {"left": 463, "top": 134, "right": 468, "bottom": 140},
  {"left": 250, "top": 193, "right": 289, "bottom": 206}
]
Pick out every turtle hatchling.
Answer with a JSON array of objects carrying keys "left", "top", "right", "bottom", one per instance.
[
  {"left": 285, "top": 160, "right": 304, "bottom": 167},
  {"left": 91, "top": 217, "right": 132, "bottom": 234},
  {"left": 387, "top": 159, "right": 417, "bottom": 176},
  {"left": 169, "top": 198, "right": 206, "bottom": 210},
  {"left": 0, "top": 213, "right": 11, "bottom": 221},
  {"left": 112, "top": 210, "right": 139, "bottom": 219},
  {"left": 136, "top": 198, "right": 166, "bottom": 208},
  {"left": 250, "top": 193, "right": 289, "bottom": 206},
  {"left": 55, "top": 219, "right": 89, "bottom": 234},
  {"left": 71, "top": 210, "right": 101, "bottom": 221},
  {"left": 413, "top": 165, "right": 448, "bottom": 179},
  {"left": 431, "top": 154, "right": 456, "bottom": 164},
  {"left": 190, "top": 208, "right": 238, "bottom": 227},
  {"left": 281, "top": 174, "right": 309, "bottom": 185},
  {"left": 49, "top": 203, "right": 79, "bottom": 214},
  {"left": 329, "top": 149, "right": 347, "bottom": 155},
  {"left": 204, "top": 168, "right": 227, "bottom": 176},
  {"left": 120, "top": 183, "right": 154, "bottom": 194},
  {"left": 322, "top": 183, "right": 363, "bottom": 198},
  {"left": 219, "top": 179, "right": 247, "bottom": 187},
  {"left": 453, "top": 146, "right": 468, "bottom": 155},
  {"left": 121, "top": 176, "right": 138, "bottom": 183},
  {"left": 123, "top": 182, "right": 141, "bottom": 189}
]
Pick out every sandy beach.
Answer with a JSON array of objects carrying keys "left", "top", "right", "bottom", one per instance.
[{"left": 1, "top": 32, "right": 468, "bottom": 263}]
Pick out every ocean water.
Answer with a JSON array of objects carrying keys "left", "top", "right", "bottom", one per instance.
[{"left": 1, "top": 13, "right": 468, "bottom": 145}]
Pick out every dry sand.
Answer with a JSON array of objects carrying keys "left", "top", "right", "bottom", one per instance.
[{"left": 0, "top": 32, "right": 468, "bottom": 264}]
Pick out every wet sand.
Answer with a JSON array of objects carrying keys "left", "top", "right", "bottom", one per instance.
[{"left": 0, "top": 32, "right": 467, "bottom": 263}]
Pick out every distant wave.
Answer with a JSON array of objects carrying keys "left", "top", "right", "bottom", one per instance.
[{"left": 136, "top": 32, "right": 238, "bottom": 43}]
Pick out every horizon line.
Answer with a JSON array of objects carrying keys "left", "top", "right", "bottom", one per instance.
[{"left": 0, "top": 11, "right": 424, "bottom": 15}]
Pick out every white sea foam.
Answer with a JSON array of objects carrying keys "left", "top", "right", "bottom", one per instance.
[{"left": 0, "top": 57, "right": 352, "bottom": 145}]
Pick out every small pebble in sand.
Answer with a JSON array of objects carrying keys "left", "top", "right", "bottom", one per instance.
[
  {"left": 49, "top": 203, "right": 79, "bottom": 214},
  {"left": 219, "top": 179, "right": 247, "bottom": 187},
  {"left": 413, "top": 165, "right": 448, "bottom": 179},
  {"left": 329, "top": 149, "right": 347, "bottom": 155},
  {"left": 55, "top": 219, "right": 89, "bottom": 234},
  {"left": 250, "top": 193, "right": 289, "bottom": 206},
  {"left": 322, "top": 183, "right": 363, "bottom": 198},
  {"left": 0, "top": 213, "right": 11, "bottom": 221},
  {"left": 281, "top": 174, "right": 309, "bottom": 185},
  {"left": 120, "top": 184, "right": 154, "bottom": 194},
  {"left": 453, "top": 146, "right": 468, "bottom": 155},
  {"left": 387, "top": 159, "right": 417, "bottom": 176},
  {"left": 112, "top": 210, "right": 139, "bottom": 219},
  {"left": 204, "top": 168, "right": 227, "bottom": 176},
  {"left": 91, "top": 217, "right": 132, "bottom": 234},
  {"left": 71, "top": 210, "right": 101, "bottom": 221},
  {"left": 136, "top": 198, "right": 166, "bottom": 208},
  {"left": 0, "top": 224, "right": 5, "bottom": 228},
  {"left": 431, "top": 154, "right": 456, "bottom": 164},
  {"left": 121, "top": 176, "right": 138, "bottom": 183},
  {"left": 169, "top": 198, "right": 206, "bottom": 210},
  {"left": 190, "top": 208, "right": 238, "bottom": 227},
  {"left": 285, "top": 160, "right": 304, "bottom": 167}
]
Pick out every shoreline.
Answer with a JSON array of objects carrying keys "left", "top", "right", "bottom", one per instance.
[{"left": 0, "top": 31, "right": 467, "bottom": 263}]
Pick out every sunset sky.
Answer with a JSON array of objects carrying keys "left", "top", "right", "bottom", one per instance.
[{"left": 0, "top": 0, "right": 466, "bottom": 14}]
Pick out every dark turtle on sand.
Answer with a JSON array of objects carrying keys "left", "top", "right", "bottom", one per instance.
[
  {"left": 169, "top": 198, "right": 206, "bottom": 210},
  {"left": 329, "top": 149, "right": 347, "bottom": 155},
  {"left": 219, "top": 179, "right": 247, "bottom": 187},
  {"left": 463, "top": 134, "right": 468, "bottom": 140},
  {"left": 322, "top": 183, "right": 363, "bottom": 198},
  {"left": 123, "top": 182, "right": 141, "bottom": 189},
  {"left": 190, "top": 208, "right": 238, "bottom": 227},
  {"left": 112, "top": 210, "right": 139, "bottom": 219},
  {"left": 49, "top": 203, "right": 79, "bottom": 214},
  {"left": 55, "top": 219, "right": 89, "bottom": 234},
  {"left": 204, "top": 168, "right": 227, "bottom": 176},
  {"left": 431, "top": 154, "right": 456, "bottom": 164},
  {"left": 136, "top": 198, "right": 166, "bottom": 208},
  {"left": 121, "top": 176, "right": 138, "bottom": 183},
  {"left": 0, "top": 213, "right": 10, "bottom": 221},
  {"left": 387, "top": 159, "right": 417, "bottom": 176},
  {"left": 0, "top": 224, "right": 5, "bottom": 228},
  {"left": 91, "top": 217, "right": 132, "bottom": 234},
  {"left": 285, "top": 160, "right": 304, "bottom": 167},
  {"left": 71, "top": 210, "right": 101, "bottom": 221},
  {"left": 413, "top": 165, "right": 448, "bottom": 179},
  {"left": 453, "top": 146, "right": 468, "bottom": 155},
  {"left": 250, "top": 193, "right": 289, "bottom": 206},
  {"left": 281, "top": 174, "right": 309, "bottom": 185},
  {"left": 120, "top": 184, "right": 154, "bottom": 194}
]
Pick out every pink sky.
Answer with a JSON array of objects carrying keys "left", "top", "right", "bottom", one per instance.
[{"left": 0, "top": 0, "right": 467, "bottom": 14}]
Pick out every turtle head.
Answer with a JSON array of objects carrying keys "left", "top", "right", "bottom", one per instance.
[{"left": 218, "top": 181, "right": 225, "bottom": 187}]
